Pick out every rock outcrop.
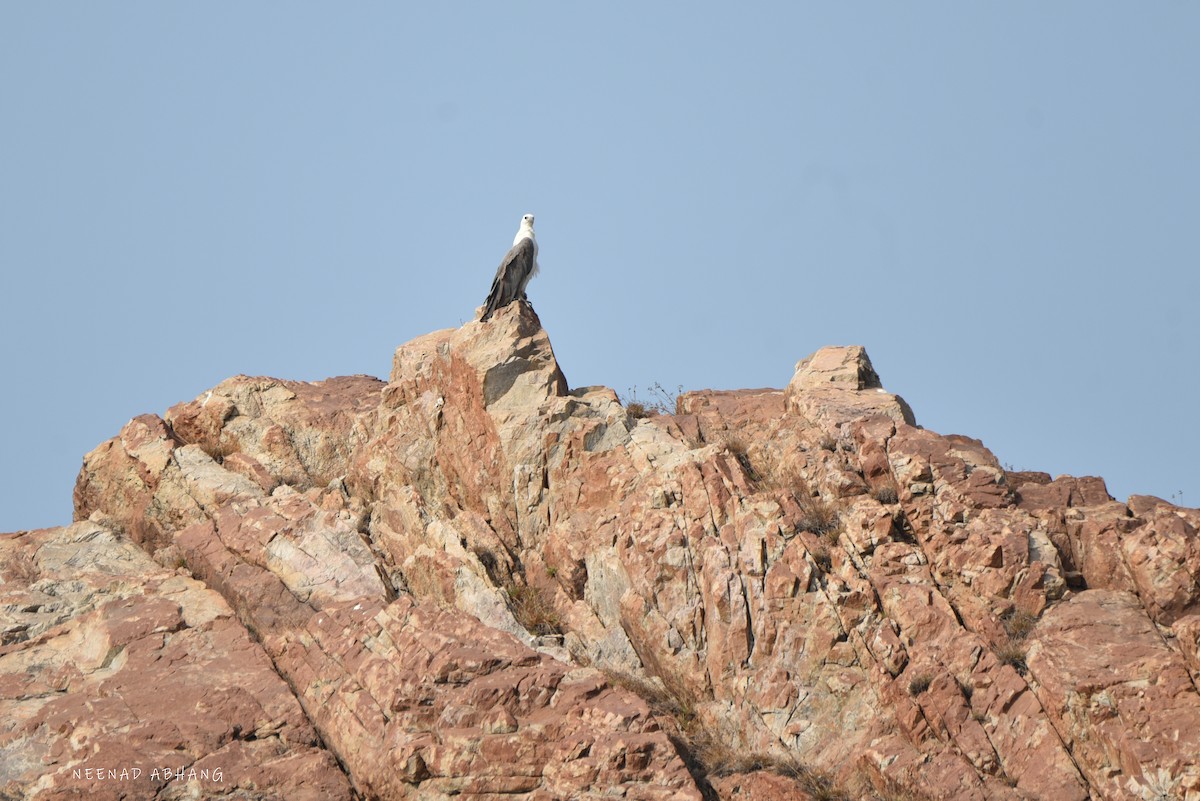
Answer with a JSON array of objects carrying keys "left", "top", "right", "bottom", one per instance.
[
  {"left": 3, "top": 301, "right": 1199, "bottom": 800},
  {"left": 0, "top": 523, "right": 354, "bottom": 801}
]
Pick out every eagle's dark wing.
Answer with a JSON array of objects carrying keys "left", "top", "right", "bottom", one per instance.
[{"left": 480, "top": 237, "right": 536, "bottom": 321}]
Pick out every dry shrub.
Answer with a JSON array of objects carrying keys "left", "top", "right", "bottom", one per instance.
[
  {"left": 1001, "top": 608, "right": 1037, "bottom": 640},
  {"left": 506, "top": 583, "right": 561, "bottom": 636},
  {"left": 753, "top": 449, "right": 797, "bottom": 494},
  {"left": 684, "top": 728, "right": 849, "bottom": 800},
  {"left": 603, "top": 669, "right": 850, "bottom": 800},
  {"left": 995, "top": 608, "right": 1036, "bottom": 674},
  {"left": 907, "top": 674, "right": 932, "bottom": 696},
  {"left": 722, "top": 435, "right": 750, "bottom": 458},
  {"left": 873, "top": 482, "right": 900, "bottom": 505},
  {"left": 603, "top": 669, "right": 697, "bottom": 730},
  {"left": 648, "top": 382, "right": 683, "bottom": 415},
  {"left": 722, "top": 435, "right": 761, "bottom": 485},
  {"left": 798, "top": 495, "right": 840, "bottom": 538},
  {"left": 996, "top": 641, "right": 1028, "bottom": 675},
  {"left": 811, "top": 545, "right": 833, "bottom": 573},
  {"left": 693, "top": 736, "right": 845, "bottom": 801},
  {"left": 622, "top": 383, "right": 681, "bottom": 418}
]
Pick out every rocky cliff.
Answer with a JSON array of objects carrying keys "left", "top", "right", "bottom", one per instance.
[{"left": 3, "top": 303, "right": 1199, "bottom": 801}]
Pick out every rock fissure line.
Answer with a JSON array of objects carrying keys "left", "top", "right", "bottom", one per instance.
[{"left": 1017, "top": 675, "right": 1093, "bottom": 797}]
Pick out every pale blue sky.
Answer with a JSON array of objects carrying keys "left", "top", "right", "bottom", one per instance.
[{"left": 2, "top": 4, "right": 1197, "bottom": 531}]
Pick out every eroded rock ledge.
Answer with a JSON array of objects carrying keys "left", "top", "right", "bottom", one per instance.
[{"left": 3, "top": 302, "right": 1199, "bottom": 801}]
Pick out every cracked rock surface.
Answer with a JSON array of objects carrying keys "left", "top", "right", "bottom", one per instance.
[
  {"left": 0, "top": 522, "right": 354, "bottom": 801},
  {"left": 4, "top": 302, "right": 1200, "bottom": 800}
]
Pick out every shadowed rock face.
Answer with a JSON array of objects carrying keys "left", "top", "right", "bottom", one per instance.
[{"left": 4, "top": 301, "right": 1200, "bottom": 800}]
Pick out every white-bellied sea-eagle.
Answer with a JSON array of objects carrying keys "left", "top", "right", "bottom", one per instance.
[{"left": 481, "top": 213, "right": 539, "bottom": 322}]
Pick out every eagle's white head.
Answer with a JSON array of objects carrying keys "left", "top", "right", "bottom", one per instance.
[{"left": 514, "top": 213, "right": 536, "bottom": 245}]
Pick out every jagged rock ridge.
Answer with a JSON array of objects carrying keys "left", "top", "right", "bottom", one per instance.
[{"left": 3, "top": 302, "right": 1199, "bottom": 800}]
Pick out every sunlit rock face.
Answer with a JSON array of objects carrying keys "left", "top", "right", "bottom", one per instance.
[{"left": 5, "top": 301, "right": 1199, "bottom": 800}]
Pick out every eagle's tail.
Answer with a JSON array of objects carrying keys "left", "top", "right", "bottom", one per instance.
[{"left": 480, "top": 279, "right": 503, "bottom": 322}]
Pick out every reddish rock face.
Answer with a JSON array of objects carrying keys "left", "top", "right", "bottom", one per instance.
[
  {"left": 1028, "top": 590, "right": 1200, "bottom": 800},
  {"left": 0, "top": 523, "right": 353, "bottom": 801},
  {"left": 6, "top": 300, "right": 1198, "bottom": 800}
]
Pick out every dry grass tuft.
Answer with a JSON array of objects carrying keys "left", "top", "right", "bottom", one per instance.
[
  {"left": 811, "top": 545, "right": 834, "bottom": 573},
  {"left": 506, "top": 583, "right": 561, "bottom": 636},
  {"left": 722, "top": 436, "right": 762, "bottom": 485},
  {"left": 1001, "top": 608, "right": 1038, "bottom": 640},
  {"left": 995, "top": 607, "right": 1036, "bottom": 675},
  {"left": 625, "top": 401, "right": 650, "bottom": 419},
  {"left": 693, "top": 738, "right": 847, "bottom": 801},
  {"left": 752, "top": 450, "right": 798, "bottom": 494},
  {"left": 873, "top": 482, "right": 900, "bottom": 505},
  {"left": 908, "top": 674, "right": 933, "bottom": 696},
  {"left": 798, "top": 495, "right": 840, "bottom": 538},
  {"left": 682, "top": 727, "right": 849, "bottom": 800},
  {"left": 601, "top": 669, "right": 852, "bottom": 798},
  {"left": 996, "top": 641, "right": 1028, "bottom": 675},
  {"left": 603, "top": 669, "right": 697, "bottom": 729}
]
